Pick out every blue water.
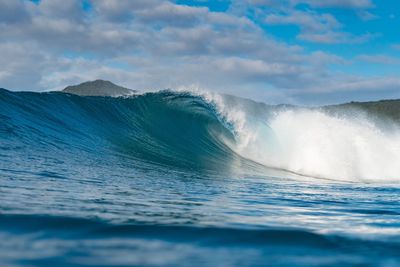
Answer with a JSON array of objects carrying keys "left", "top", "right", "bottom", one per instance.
[{"left": 0, "top": 88, "right": 399, "bottom": 266}]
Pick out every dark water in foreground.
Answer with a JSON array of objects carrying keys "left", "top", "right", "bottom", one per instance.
[{"left": 0, "top": 89, "right": 399, "bottom": 266}]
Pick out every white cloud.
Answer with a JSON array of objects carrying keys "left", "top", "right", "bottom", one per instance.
[
  {"left": 135, "top": 2, "right": 209, "bottom": 27},
  {"left": 391, "top": 44, "right": 400, "bottom": 50},
  {"left": 356, "top": 10, "right": 378, "bottom": 21},
  {"left": 0, "top": 0, "right": 396, "bottom": 105},
  {"left": 357, "top": 54, "right": 400, "bottom": 64},
  {"left": 251, "top": 0, "right": 377, "bottom": 44},
  {"left": 266, "top": 10, "right": 341, "bottom": 32},
  {"left": 249, "top": 0, "right": 374, "bottom": 9},
  {"left": 297, "top": 0, "right": 374, "bottom": 9},
  {"left": 302, "top": 76, "right": 400, "bottom": 93},
  {"left": 264, "top": 8, "right": 377, "bottom": 44},
  {"left": 298, "top": 31, "right": 377, "bottom": 44}
]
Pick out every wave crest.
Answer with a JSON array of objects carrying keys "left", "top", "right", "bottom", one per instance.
[{"left": 1, "top": 88, "right": 400, "bottom": 182}]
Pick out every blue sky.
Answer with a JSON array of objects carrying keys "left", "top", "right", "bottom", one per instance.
[{"left": 0, "top": 0, "right": 400, "bottom": 104}]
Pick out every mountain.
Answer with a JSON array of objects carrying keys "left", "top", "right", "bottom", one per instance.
[{"left": 62, "top": 80, "right": 136, "bottom": 97}]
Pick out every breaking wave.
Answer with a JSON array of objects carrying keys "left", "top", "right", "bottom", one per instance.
[{"left": 1, "top": 88, "right": 400, "bottom": 182}]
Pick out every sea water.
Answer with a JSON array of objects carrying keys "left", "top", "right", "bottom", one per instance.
[{"left": 0, "top": 88, "right": 399, "bottom": 266}]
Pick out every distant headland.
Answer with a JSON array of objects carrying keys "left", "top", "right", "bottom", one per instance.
[{"left": 62, "top": 80, "right": 136, "bottom": 97}]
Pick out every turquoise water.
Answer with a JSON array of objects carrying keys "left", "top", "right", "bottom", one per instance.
[{"left": 0, "top": 89, "right": 399, "bottom": 266}]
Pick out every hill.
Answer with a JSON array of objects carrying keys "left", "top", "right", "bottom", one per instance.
[
  {"left": 324, "top": 99, "right": 400, "bottom": 122},
  {"left": 62, "top": 80, "right": 136, "bottom": 96}
]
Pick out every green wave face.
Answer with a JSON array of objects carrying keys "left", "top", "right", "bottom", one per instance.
[{"left": 0, "top": 89, "right": 246, "bottom": 174}]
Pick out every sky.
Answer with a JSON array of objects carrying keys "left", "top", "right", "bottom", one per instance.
[{"left": 1, "top": 0, "right": 400, "bottom": 105}]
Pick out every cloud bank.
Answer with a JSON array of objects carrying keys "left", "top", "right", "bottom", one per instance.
[{"left": 0, "top": 0, "right": 399, "bottom": 104}]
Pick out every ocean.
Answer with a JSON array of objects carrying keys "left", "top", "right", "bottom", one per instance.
[{"left": 0, "top": 88, "right": 399, "bottom": 266}]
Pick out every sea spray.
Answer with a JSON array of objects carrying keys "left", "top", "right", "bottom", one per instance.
[
  {"left": 179, "top": 87, "right": 400, "bottom": 182},
  {"left": 234, "top": 109, "right": 400, "bottom": 182}
]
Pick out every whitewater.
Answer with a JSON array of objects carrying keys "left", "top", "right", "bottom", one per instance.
[
  {"left": 192, "top": 89, "right": 400, "bottom": 182},
  {"left": 0, "top": 88, "right": 399, "bottom": 266}
]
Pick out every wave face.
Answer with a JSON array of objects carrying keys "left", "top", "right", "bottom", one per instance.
[
  {"left": 1, "top": 88, "right": 400, "bottom": 182},
  {"left": 0, "top": 89, "right": 244, "bottom": 172}
]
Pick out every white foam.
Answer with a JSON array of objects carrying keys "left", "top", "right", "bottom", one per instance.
[
  {"left": 174, "top": 87, "right": 400, "bottom": 183},
  {"left": 236, "top": 109, "right": 400, "bottom": 183}
]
